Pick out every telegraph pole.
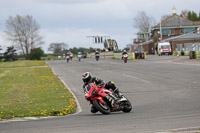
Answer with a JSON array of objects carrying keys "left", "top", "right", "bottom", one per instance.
[{"left": 86, "top": 36, "right": 110, "bottom": 44}]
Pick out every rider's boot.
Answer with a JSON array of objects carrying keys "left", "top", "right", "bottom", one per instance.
[
  {"left": 91, "top": 105, "right": 98, "bottom": 113},
  {"left": 114, "top": 88, "right": 123, "bottom": 98}
]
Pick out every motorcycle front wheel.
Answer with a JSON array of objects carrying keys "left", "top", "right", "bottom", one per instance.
[
  {"left": 122, "top": 98, "right": 132, "bottom": 113},
  {"left": 93, "top": 99, "right": 110, "bottom": 114}
]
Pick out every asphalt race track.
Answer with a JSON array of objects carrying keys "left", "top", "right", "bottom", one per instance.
[{"left": 1, "top": 57, "right": 200, "bottom": 133}]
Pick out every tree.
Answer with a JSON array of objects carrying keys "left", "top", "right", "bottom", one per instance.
[
  {"left": 29, "top": 47, "right": 44, "bottom": 60},
  {"left": 0, "top": 45, "right": 3, "bottom": 61},
  {"left": 133, "top": 11, "right": 156, "bottom": 32},
  {"left": 186, "top": 10, "right": 200, "bottom": 21},
  {"left": 180, "top": 10, "right": 189, "bottom": 18},
  {"left": 5, "top": 15, "right": 44, "bottom": 59},
  {"left": 3, "top": 46, "right": 17, "bottom": 61},
  {"left": 69, "top": 47, "right": 78, "bottom": 55},
  {"left": 48, "top": 42, "right": 68, "bottom": 55},
  {"left": 88, "top": 47, "right": 95, "bottom": 53},
  {"left": 161, "top": 14, "right": 171, "bottom": 21}
]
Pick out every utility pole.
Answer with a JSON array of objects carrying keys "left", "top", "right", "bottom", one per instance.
[
  {"left": 86, "top": 36, "right": 110, "bottom": 44},
  {"left": 160, "top": 20, "right": 162, "bottom": 41}
]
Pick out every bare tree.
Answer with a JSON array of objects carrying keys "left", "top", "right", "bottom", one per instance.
[
  {"left": 48, "top": 42, "right": 68, "bottom": 55},
  {"left": 5, "top": 15, "right": 44, "bottom": 59},
  {"left": 180, "top": 10, "right": 189, "bottom": 18},
  {"left": 161, "top": 14, "right": 171, "bottom": 21},
  {"left": 133, "top": 11, "right": 156, "bottom": 32}
]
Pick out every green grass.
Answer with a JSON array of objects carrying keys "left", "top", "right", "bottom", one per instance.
[
  {"left": 41, "top": 55, "right": 59, "bottom": 60},
  {"left": 41, "top": 55, "right": 78, "bottom": 60},
  {"left": 0, "top": 62, "right": 77, "bottom": 120},
  {"left": 0, "top": 60, "right": 47, "bottom": 68}
]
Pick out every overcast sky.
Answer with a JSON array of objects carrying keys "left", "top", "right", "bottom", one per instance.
[{"left": 0, "top": 0, "right": 200, "bottom": 52}]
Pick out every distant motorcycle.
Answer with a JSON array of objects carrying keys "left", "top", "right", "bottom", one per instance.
[
  {"left": 66, "top": 55, "right": 70, "bottom": 63},
  {"left": 78, "top": 54, "right": 82, "bottom": 61},
  {"left": 95, "top": 54, "right": 100, "bottom": 61},
  {"left": 84, "top": 83, "right": 132, "bottom": 114},
  {"left": 123, "top": 54, "right": 128, "bottom": 63},
  {"left": 70, "top": 55, "right": 73, "bottom": 60}
]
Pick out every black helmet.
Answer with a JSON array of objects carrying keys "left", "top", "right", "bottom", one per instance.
[{"left": 82, "top": 72, "right": 92, "bottom": 83}]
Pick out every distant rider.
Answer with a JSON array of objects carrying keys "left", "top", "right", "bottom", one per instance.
[
  {"left": 70, "top": 52, "right": 73, "bottom": 60},
  {"left": 95, "top": 50, "right": 100, "bottom": 57},
  {"left": 122, "top": 50, "right": 128, "bottom": 59},
  {"left": 66, "top": 53, "right": 70, "bottom": 63},
  {"left": 82, "top": 72, "right": 123, "bottom": 113}
]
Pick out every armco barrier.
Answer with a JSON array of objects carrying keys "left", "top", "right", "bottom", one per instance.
[
  {"left": 113, "top": 53, "right": 133, "bottom": 60},
  {"left": 184, "top": 51, "right": 189, "bottom": 56},
  {"left": 114, "top": 53, "right": 135, "bottom": 60},
  {"left": 113, "top": 52, "right": 146, "bottom": 60},
  {"left": 173, "top": 51, "right": 190, "bottom": 56},
  {"left": 89, "top": 51, "right": 114, "bottom": 59},
  {"left": 88, "top": 52, "right": 146, "bottom": 60},
  {"left": 173, "top": 51, "right": 177, "bottom": 56}
]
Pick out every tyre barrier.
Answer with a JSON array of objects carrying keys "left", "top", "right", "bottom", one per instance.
[
  {"left": 190, "top": 51, "right": 200, "bottom": 59},
  {"left": 173, "top": 51, "right": 190, "bottom": 56},
  {"left": 135, "top": 53, "right": 146, "bottom": 60}
]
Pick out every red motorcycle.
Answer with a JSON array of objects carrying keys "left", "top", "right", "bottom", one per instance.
[
  {"left": 123, "top": 54, "right": 128, "bottom": 63},
  {"left": 84, "top": 83, "right": 132, "bottom": 114},
  {"left": 66, "top": 55, "right": 70, "bottom": 63}
]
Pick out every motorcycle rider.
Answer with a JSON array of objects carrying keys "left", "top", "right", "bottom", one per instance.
[
  {"left": 82, "top": 72, "right": 123, "bottom": 113},
  {"left": 78, "top": 52, "right": 82, "bottom": 61},
  {"left": 69, "top": 52, "right": 73, "bottom": 60},
  {"left": 122, "top": 49, "right": 128, "bottom": 59},
  {"left": 66, "top": 53, "right": 70, "bottom": 63},
  {"left": 95, "top": 50, "right": 99, "bottom": 55}
]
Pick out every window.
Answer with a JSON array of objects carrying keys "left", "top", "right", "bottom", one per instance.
[
  {"left": 145, "top": 34, "right": 149, "bottom": 39},
  {"left": 139, "top": 34, "right": 144, "bottom": 39},
  {"left": 161, "top": 45, "right": 170, "bottom": 49},
  {"left": 191, "top": 43, "right": 200, "bottom": 51},
  {"left": 184, "top": 43, "right": 193, "bottom": 51},
  {"left": 162, "top": 29, "right": 170, "bottom": 35},
  {"left": 181, "top": 28, "right": 195, "bottom": 33},
  {"left": 171, "top": 29, "right": 175, "bottom": 35},
  {"left": 176, "top": 44, "right": 182, "bottom": 51},
  {"left": 162, "top": 29, "right": 175, "bottom": 35}
]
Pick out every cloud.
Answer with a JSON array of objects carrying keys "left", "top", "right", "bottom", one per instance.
[{"left": 40, "top": 28, "right": 109, "bottom": 52}]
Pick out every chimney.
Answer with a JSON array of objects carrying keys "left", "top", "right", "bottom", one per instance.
[{"left": 172, "top": 7, "right": 176, "bottom": 15}]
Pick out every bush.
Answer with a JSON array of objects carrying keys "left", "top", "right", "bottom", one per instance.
[
  {"left": 29, "top": 48, "right": 44, "bottom": 60},
  {"left": 3, "top": 46, "right": 17, "bottom": 62}
]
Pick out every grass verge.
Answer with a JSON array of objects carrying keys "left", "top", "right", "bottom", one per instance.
[
  {"left": 0, "top": 62, "right": 77, "bottom": 120},
  {"left": 0, "top": 60, "right": 47, "bottom": 68}
]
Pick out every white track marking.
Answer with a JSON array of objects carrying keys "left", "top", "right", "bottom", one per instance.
[{"left": 123, "top": 74, "right": 150, "bottom": 83}]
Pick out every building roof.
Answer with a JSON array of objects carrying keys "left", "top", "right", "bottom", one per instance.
[
  {"left": 138, "top": 39, "right": 153, "bottom": 45},
  {"left": 154, "top": 14, "right": 200, "bottom": 29},
  {"left": 161, "top": 32, "right": 200, "bottom": 42}
]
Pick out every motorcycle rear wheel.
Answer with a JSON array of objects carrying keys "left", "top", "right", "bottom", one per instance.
[{"left": 93, "top": 99, "right": 110, "bottom": 114}]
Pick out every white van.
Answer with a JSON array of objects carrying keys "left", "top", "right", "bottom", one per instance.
[{"left": 157, "top": 42, "right": 172, "bottom": 56}]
